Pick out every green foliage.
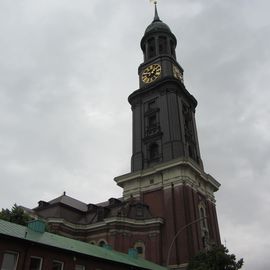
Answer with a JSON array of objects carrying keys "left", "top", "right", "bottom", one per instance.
[
  {"left": 0, "top": 204, "right": 31, "bottom": 225},
  {"left": 187, "top": 245, "right": 244, "bottom": 270}
]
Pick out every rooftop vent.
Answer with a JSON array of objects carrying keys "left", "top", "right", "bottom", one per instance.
[
  {"left": 128, "top": 248, "right": 138, "bottom": 259},
  {"left": 27, "top": 220, "right": 46, "bottom": 233}
]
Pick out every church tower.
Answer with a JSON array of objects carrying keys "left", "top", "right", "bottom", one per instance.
[
  {"left": 30, "top": 4, "right": 221, "bottom": 270},
  {"left": 130, "top": 4, "right": 203, "bottom": 172},
  {"left": 115, "top": 4, "right": 221, "bottom": 269}
]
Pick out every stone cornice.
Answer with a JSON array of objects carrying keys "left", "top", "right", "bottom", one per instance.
[
  {"left": 114, "top": 157, "right": 220, "bottom": 191},
  {"left": 47, "top": 217, "right": 164, "bottom": 231}
]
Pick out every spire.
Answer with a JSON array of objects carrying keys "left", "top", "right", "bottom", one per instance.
[{"left": 153, "top": 1, "right": 161, "bottom": 22}]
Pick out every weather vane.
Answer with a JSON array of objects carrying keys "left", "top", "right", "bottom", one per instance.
[{"left": 150, "top": 0, "right": 157, "bottom": 5}]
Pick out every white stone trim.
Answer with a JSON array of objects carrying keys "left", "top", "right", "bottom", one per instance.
[
  {"left": 47, "top": 216, "right": 163, "bottom": 231},
  {"left": 115, "top": 158, "right": 220, "bottom": 191},
  {"left": 115, "top": 158, "right": 220, "bottom": 202},
  {"left": 115, "top": 157, "right": 220, "bottom": 190}
]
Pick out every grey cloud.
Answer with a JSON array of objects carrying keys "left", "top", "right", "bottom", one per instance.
[{"left": 0, "top": 1, "right": 269, "bottom": 269}]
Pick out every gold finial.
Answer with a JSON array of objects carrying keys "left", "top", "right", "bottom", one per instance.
[{"left": 150, "top": 0, "right": 157, "bottom": 5}]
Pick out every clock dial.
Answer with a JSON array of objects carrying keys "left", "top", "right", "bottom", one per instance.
[
  {"left": 173, "top": 65, "right": 184, "bottom": 82},
  {"left": 141, "top": 64, "right": 161, "bottom": 84}
]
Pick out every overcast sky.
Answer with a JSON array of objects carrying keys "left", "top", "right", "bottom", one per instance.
[{"left": 0, "top": 0, "right": 269, "bottom": 269}]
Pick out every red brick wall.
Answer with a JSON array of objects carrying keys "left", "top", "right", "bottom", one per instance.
[
  {"left": 141, "top": 183, "right": 221, "bottom": 266},
  {"left": 0, "top": 236, "right": 144, "bottom": 270},
  {"left": 143, "top": 188, "right": 164, "bottom": 218}
]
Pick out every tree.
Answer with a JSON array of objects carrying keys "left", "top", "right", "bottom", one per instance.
[
  {"left": 187, "top": 245, "right": 244, "bottom": 270},
  {"left": 0, "top": 204, "right": 31, "bottom": 225}
]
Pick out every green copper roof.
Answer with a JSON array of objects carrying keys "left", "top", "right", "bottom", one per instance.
[{"left": 0, "top": 219, "right": 166, "bottom": 270}]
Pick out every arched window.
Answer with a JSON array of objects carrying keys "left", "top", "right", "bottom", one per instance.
[
  {"left": 158, "top": 36, "right": 167, "bottom": 54},
  {"left": 199, "top": 203, "right": 208, "bottom": 228},
  {"left": 136, "top": 204, "right": 144, "bottom": 217},
  {"left": 98, "top": 239, "right": 107, "bottom": 247},
  {"left": 148, "top": 38, "right": 156, "bottom": 59},
  {"left": 149, "top": 143, "right": 159, "bottom": 160},
  {"left": 148, "top": 114, "right": 157, "bottom": 128},
  {"left": 198, "top": 202, "right": 209, "bottom": 249},
  {"left": 170, "top": 39, "right": 176, "bottom": 58},
  {"left": 134, "top": 241, "right": 145, "bottom": 258},
  {"left": 188, "top": 144, "right": 195, "bottom": 159}
]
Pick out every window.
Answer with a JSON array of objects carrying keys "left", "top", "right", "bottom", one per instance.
[
  {"left": 158, "top": 36, "right": 167, "bottom": 54},
  {"left": 75, "top": 265, "right": 85, "bottom": 270},
  {"left": 134, "top": 241, "right": 145, "bottom": 258},
  {"left": 145, "top": 100, "right": 160, "bottom": 137},
  {"left": 136, "top": 205, "right": 143, "bottom": 217},
  {"left": 198, "top": 202, "right": 209, "bottom": 249},
  {"left": 182, "top": 104, "right": 191, "bottom": 130},
  {"left": 148, "top": 100, "right": 156, "bottom": 110},
  {"left": 29, "top": 257, "right": 42, "bottom": 270},
  {"left": 136, "top": 246, "right": 143, "bottom": 254},
  {"left": 170, "top": 39, "right": 176, "bottom": 58},
  {"left": 200, "top": 208, "right": 207, "bottom": 228},
  {"left": 148, "top": 38, "right": 156, "bottom": 58},
  {"left": 1, "top": 252, "right": 18, "bottom": 270},
  {"left": 148, "top": 115, "right": 157, "bottom": 128},
  {"left": 52, "top": 261, "right": 63, "bottom": 270},
  {"left": 98, "top": 240, "right": 107, "bottom": 247},
  {"left": 149, "top": 143, "right": 159, "bottom": 160},
  {"left": 199, "top": 204, "right": 207, "bottom": 229},
  {"left": 188, "top": 144, "right": 195, "bottom": 159}
]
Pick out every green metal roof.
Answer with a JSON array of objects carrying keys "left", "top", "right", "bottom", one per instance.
[{"left": 0, "top": 219, "right": 167, "bottom": 270}]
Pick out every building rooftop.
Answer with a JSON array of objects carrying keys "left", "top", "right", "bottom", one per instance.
[
  {"left": 48, "top": 193, "right": 88, "bottom": 211},
  {"left": 0, "top": 219, "right": 166, "bottom": 270}
]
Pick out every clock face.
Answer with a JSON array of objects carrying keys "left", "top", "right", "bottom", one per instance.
[
  {"left": 173, "top": 65, "right": 184, "bottom": 82},
  {"left": 141, "top": 64, "right": 161, "bottom": 84}
]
